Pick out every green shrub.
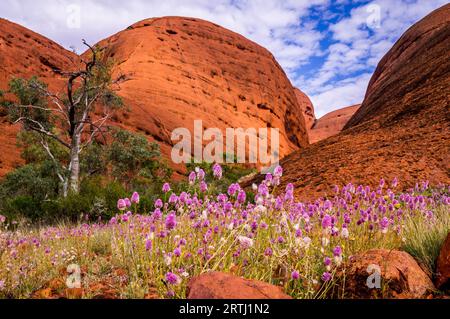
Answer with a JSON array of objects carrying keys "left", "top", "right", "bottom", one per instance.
[
  {"left": 0, "top": 162, "right": 59, "bottom": 199},
  {"left": 41, "top": 178, "right": 129, "bottom": 221},
  {"left": 402, "top": 206, "right": 450, "bottom": 277},
  {"left": 2, "top": 195, "right": 43, "bottom": 221}
]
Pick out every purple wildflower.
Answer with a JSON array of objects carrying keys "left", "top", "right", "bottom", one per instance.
[
  {"left": 145, "top": 239, "right": 152, "bottom": 251},
  {"left": 117, "top": 199, "right": 127, "bottom": 211},
  {"left": 258, "top": 183, "right": 269, "bottom": 197},
  {"left": 228, "top": 183, "right": 240, "bottom": 196},
  {"left": 333, "top": 246, "right": 342, "bottom": 257},
  {"left": 200, "top": 181, "right": 208, "bottom": 192},
  {"left": 188, "top": 171, "right": 196, "bottom": 184},
  {"left": 131, "top": 192, "right": 140, "bottom": 204},
  {"left": 322, "top": 272, "right": 332, "bottom": 282},
  {"left": 321, "top": 214, "right": 332, "bottom": 229},
  {"left": 264, "top": 247, "right": 273, "bottom": 257},
  {"left": 237, "top": 190, "right": 246, "bottom": 203},
  {"left": 162, "top": 183, "right": 171, "bottom": 193},
  {"left": 273, "top": 165, "right": 283, "bottom": 177},
  {"left": 165, "top": 212, "right": 177, "bottom": 231},
  {"left": 155, "top": 199, "right": 163, "bottom": 208},
  {"left": 213, "top": 163, "right": 222, "bottom": 179},
  {"left": 165, "top": 272, "right": 180, "bottom": 285},
  {"left": 237, "top": 235, "right": 253, "bottom": 249},
  {"left": 380, "top": 217, "right": 389, "bottom": 233},
  {"left": 153, "top": 208, "right": 162, "bottom": 221},
  {"left": 197, "top": 168, "right": 206, "bottom": 180}
]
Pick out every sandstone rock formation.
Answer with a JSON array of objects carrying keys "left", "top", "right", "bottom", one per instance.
[
  {"left": 0, "top": 17, "right": 311, "bottom": 177},
  {"left": 332, "top": 249, "right": 435, "bottom": 299},
  {"left": 293, "top": 88, "right": 359, "bottom": 144},
  {"left": 0, "top": 19, "right": 77, "bottom": 89},
  {"left": 89, "top": 17, "right": 308, "bottom": 169},
  {"left": 187, "top": 271, "right": 292, "bottom": 299},
  {"left": 0, "top": 18, "right": 78, "bottom": 177},
  {"left": 308, "top": 104, "right": 360, "bottom": 144},
  {"left": 435, "top": 233, "right": 450, "bottom": 290},
  {"left": 0, "top": 120, "right": 21, "bottom": 177},
  {"left": 294, "top": 88, "right": 315, "bottom": 134},
  {"left": 246, "top": 4, "right": 450, "bottom": 199}
]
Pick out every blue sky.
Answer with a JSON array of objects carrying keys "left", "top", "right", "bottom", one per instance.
[{"left": 0, "top": 0, "right": 447, "bottom": 117}]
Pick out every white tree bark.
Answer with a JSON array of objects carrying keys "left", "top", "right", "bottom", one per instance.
[{"left": 68, "top": 132, "right": 81, "bottom": 194}]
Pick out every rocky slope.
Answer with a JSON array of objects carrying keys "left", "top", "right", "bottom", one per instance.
[
  {"left": 246, "top": 4, "right": 450, "bottom": 199},
  {"left": 0, "top": 18, "right": 78, "bottom": 176},
  {"left": 89, "top": 17, "right": 309, "bottom": 169},
  {"left": 308, "top": 105, "right": 360, "bottom": 144},
  {"left": 0, "top": 19, "right": 77, "bottom": 89}
]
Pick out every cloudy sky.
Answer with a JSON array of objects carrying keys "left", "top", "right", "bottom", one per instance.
[{"left": 0, "top": 0, "right": 447, "bottom": 117}]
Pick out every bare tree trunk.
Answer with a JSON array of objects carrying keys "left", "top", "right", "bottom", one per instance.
[
  {"left": 63, "top": 180, "right": 69, "bottom": 198},
  {"left": 68, "top": 133, "right": 81, "bottom": 194}
]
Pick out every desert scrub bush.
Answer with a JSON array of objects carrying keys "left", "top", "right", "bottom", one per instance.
[{"left": 402, "top": 203, "right": 450, "bottom": 276}]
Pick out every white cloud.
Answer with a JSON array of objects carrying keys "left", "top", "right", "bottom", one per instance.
[
  {"left": 0, "top": 0, "right": 327, "bottom": 75},
  {"left": 0, "top": 0, "right": 447, "bottom": 119},
  {"left": 298, "top": 0, "right": 448, "bottom": 118},
  {"left": 310, "top": 73, "right": 372, "bottom": 117}
]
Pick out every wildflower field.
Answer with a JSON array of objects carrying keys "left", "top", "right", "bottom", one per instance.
[{"left": 0, "top": 165, "right": 449, "bottom": 299}]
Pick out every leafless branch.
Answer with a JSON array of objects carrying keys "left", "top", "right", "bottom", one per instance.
[
  {"left": 29, "top": 82, "right": 68, "bottom": 114},
  {"left": 14, "top": 117, "right": 71, "bottom": 149},
  {"left": 79, "top": 114, "right": 110, "bottom": 153},
  {"left": 39, "top": 137, "right": 66, "bottom": 184},
  {"left": 14, "top": 104, "right": 68, "bottom": 120},
  {"left": 67, "top": 40, "right": 98, "bottom": 137}
]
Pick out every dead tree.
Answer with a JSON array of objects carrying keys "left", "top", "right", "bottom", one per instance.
[{"left": 6, "top": 40, "right": 122, "bottom": 197}]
